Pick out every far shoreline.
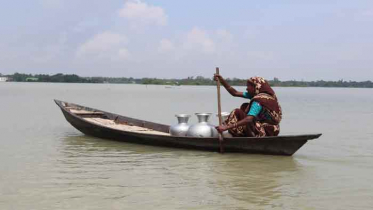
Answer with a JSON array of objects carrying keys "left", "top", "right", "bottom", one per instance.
[
  {"left": 1, "top": 73, "right": 372, "bottom": 88},
  {"left": 2, "top": 81, "right": 373, "bottom": 89}
]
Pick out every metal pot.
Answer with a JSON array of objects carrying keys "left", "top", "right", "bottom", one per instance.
[
  {"left": 216, "top": 112, "right": 233, "bottom": 138},
  {"left": 216, "top": 112, "right": 230, "bottom": 122},
  {"left": 186, "top": 113, "right": 219, "bottom": 138},
  {"left": 169, "top": 114, "right": 190, "bottom": 137}
]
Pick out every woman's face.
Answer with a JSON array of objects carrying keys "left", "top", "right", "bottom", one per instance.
[{"left": 246, "top": 83, "right": 255, "bottom": 96}]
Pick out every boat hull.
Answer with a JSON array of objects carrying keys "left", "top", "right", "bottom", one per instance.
[{"left": 55, "top": 99, "right": 321, "bottom": 156}]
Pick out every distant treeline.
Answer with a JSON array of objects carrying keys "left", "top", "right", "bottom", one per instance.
[{"left": 2, "top": 72, "right": 373, "bottom": 88}]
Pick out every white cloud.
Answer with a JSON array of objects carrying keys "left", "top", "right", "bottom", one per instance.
[
  {"left": 76, "top": 31, "right": 130, "bottom": 59},
  {"left": 157, "top": 28, "right": 234, "bottom": 59},
  {"left": 247, "top": 51, "right": 275, "bottom": 61},
  {"left": 39, "top": 0, "right": 63, "bottom": 8},
  {"left": 360, "top": 10, "right": 373, "bottom": 19},
  {"left": 216, "top": 29, "right": 233, "bottom": 42},
  {"left": 31, "top": 33, "right": 68, "bottom": 64},
  {"left": 118, "top": 48, "right": 130, "bottom": 59},
  {"left": 118, "top": 0, "right": 167, "bottom": 27},
  {"left": 73, "top": 19, "right": 101, "bottom": 33},
  {"left": 183, "top": 27, "right": 215, "bottom": 54},
  {"left": 158, "top": 39, "right": 174, "bottom": 53},
  {"left": 32, "top": 45, "right": 63, "bottom": 64}
]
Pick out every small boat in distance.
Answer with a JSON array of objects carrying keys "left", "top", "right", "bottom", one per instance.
[{"left": 54, "top": 100, "right": 321, "bottom": 156}]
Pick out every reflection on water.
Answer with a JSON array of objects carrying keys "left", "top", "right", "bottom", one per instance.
[{"left": 52, "top": 133, "right": 301, "bottom": 209}]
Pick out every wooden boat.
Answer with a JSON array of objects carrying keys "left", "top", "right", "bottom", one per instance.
[{"left": 55, "top": 99, "right": 321, "bottom": 156}]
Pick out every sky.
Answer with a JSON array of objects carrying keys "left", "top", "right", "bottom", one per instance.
[{"left": 0, "top": 0, "right": 372, "bottom": 81}]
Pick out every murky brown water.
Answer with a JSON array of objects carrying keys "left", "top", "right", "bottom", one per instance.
[{"left": 1, "top": 83, "right": 372, "bottom": 209}]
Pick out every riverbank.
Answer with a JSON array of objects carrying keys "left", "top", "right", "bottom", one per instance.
[{"left": 2, "top": 73, "right": 373, "bottom": 88}]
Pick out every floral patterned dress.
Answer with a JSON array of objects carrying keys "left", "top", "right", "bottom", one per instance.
[{"left": 225, "top": 77, "right": 282, "bottom": 137}]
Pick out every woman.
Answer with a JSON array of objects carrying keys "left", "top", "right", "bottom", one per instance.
[{"left": 214, "top": 74, "right": 282, "bottom": 137}]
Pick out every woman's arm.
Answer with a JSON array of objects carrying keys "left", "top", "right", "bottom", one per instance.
[{"left": 214, "top": 74, "right": 244, "bottom": 97}]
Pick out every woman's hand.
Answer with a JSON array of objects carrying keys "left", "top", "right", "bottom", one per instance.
[
  {"left": 213, "top": 73, "right": 223, "bottom": 82},
  {"left": 213, "top": 73, "right": 243, "bottom": 97},
  {"left": 215, "top": 125, "right": 228, "bottom": 133}
]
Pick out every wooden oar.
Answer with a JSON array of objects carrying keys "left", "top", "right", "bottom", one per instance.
[{"left": 216, "top": 67, "right": 224, "bottom": 154}]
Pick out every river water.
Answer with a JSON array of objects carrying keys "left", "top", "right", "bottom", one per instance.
[{"left": 0, "top": 83, "right": 372, "bottom": 210}]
